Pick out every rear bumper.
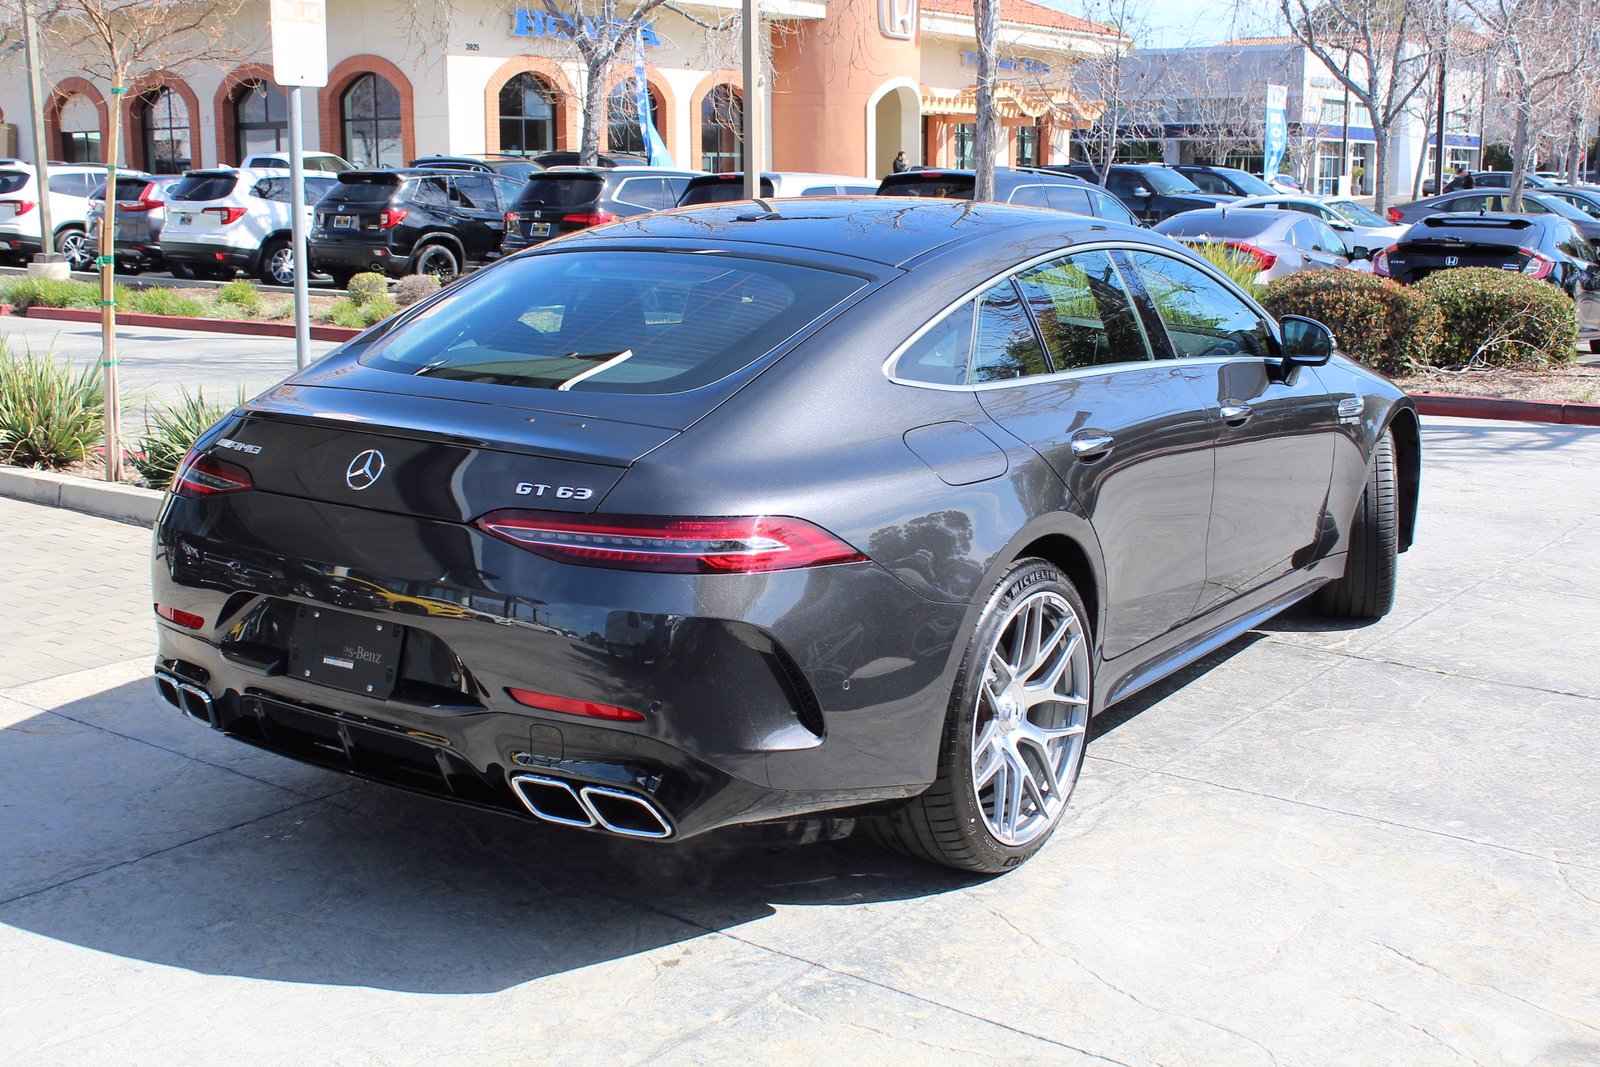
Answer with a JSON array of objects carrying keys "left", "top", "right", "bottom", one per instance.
[
  {"left": 311, "top": 238, "right": 409, "bottom": 276},
  {"left": 161, "top": 239, "right": 257, "bottom": 271}
]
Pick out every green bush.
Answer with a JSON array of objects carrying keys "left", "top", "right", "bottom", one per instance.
[
  {"left": 1415, "top": 268, "right": 1577, "bottom": 368},
  {"left": 322, "top": 294, "right": 397, "bottom": 329},
  {"left": 133, "top": 388, "right": 235, "bottom": 489},
  {"left": 0, "top": 277, "right": 102, "bottom": 310},
  {"left": 346, "top": 272, "right": 390, "bottom": 306},
  {"left": 392, "top": 273, "right": 440, "bottom": 307},
  {"left": 124, "top": 288, "right": 206, "bottom": 318},
  {"left": 214, "top": 279, "right": 263, "bottom": 317},
  {"left": 0, "top": 344, "right": 104, "bottom": 468},
  {"left": 1262, "top": 270, "right": 1442, "bottom": 375}
]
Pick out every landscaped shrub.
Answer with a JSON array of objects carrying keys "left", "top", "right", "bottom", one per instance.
[
  {"left": 392, "top": 273, "right": 440, "bottom": 307},
  {"left": 322, "top": 294, "right": 397, "bottom": 329},
  {"left": 346, "top": 272, "right": 389, "bottom": 306},
  {"left": 0, "top": 344, "right": 104, "bottom": 468},
  {"left": 1262, "top": 270, "right": 1442, "bottom": 375},
  {"left": 1415, "top": 267, "right": 1576, "bottom": 368},
  {"left": 124, "top": 288, "right": 206, "bottom": 318},
  {"left": 133, "top": 388, "right": 235, "bottom": 489},
  {"left": 0, "top": 277, "right": 102, "bottom": 310},
  {"left": 214, "top": 279, "right": 264, "bottom": 318}
]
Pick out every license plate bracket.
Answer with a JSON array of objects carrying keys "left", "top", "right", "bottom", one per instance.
[
  {"left": 527, "top": 222, "right": 551, "bottom": 237},
  {"left": 333, "top": 215, "right": 354, "bottom": 229},
  {"left": 287, "top": 605, "right": 404, "bottom": 698}
]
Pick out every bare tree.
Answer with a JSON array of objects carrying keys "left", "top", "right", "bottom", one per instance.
[
  {"left": 1066, "top": 0, "right": 1161, "bottom": 179},
  {"left": 25, "top": 0, "right": 250, "bottom": 480},
  {"left": 972, "top": 0, "right": 1002, "bottom": 200},
  {"left": 1277, "top": 0, "right": 1446, "bottom": 210}
]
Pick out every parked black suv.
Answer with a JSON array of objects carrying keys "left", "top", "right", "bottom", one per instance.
[
  {"left": 502, "top": 166, "right": 700, "bottom": 253},
  {"left": 1170, "top": 164, "right": 1277, "bottom": 197},
  {"left": 311, "top": 169, "right": 525, "bottom": 282},
  {"left": 410, "top": 155, "right": 544, "bottom": 182},
  {"left": 875, "top": 168, "right": 1141, "bottom": 224},
  {"left": 1044, "top": 164, "right": 1236, "bottom": 224}
]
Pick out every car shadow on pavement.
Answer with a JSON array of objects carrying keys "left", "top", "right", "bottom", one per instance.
[{"left": 0, "top": 680, "right": 982, "bottom": 994}]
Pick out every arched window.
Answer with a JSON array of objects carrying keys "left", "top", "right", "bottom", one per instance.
[
  {"left": 139, "top": 86, "right": 190, "bottom": 174},
  {"left": 607, "top": 80, "right": 662, "bottom": 158},
  {"left": 700, "top": 85, "right": 743, "bottom": 172},
  {"left": 341, "top": 73, "right": 402, "bottom": 168},
  {"left": 235, "top": 81, "right": 287, "bottom": 160},
  {"left": 498, "top": 73, "right": 557, "bottom": 156},
  {"left": 59, "top": 95, "right": 101, "bottom": 164}
]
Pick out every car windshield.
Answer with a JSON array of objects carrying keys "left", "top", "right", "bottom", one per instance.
[
  {"left": 1328, "top": 200, "right": 1389, "bottom": 227},
  {"left": 360, "top": 251, "right": 867, "bottom": 394},
  {"left": 1153, "top": 212, "right": 1273, "bottom": 238},
  {"left": 169, "top": 174, "right": 239, "bottom": 201},
  {"left": 1144, "top": 169, "right": 1202, "bottom": 195}
]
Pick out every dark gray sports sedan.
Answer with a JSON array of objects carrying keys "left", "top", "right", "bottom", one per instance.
[{"left": 151, "top": 199, "right": 1420, "bottom": 873}]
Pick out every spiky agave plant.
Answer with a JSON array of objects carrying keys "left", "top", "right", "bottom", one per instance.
[
  {"left": 132, "top": 388, "right": 239, "bottom": 489},
  {"left": 0, "top": 342, "right": 105, "bottom": 469}
]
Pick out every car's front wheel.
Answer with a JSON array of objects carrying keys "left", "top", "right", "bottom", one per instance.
[{"left": 866, "top": 559, "right": 1093, "bottom": 873}]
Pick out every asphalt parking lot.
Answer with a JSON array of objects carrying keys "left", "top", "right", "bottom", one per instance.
[{"left": 1, "top": 416, "right": 1597, "bottom": 1065}]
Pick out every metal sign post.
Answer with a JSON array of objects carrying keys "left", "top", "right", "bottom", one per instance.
[
  {"left": 269, "top": 0, "right": 329, "bottom": 370},
  {"left": 741, "top": 0, "right": 762, "bottom": 202}
]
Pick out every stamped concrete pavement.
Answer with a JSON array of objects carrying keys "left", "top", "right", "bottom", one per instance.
[{"left": 1, "top": 417, "right": 1597, "bottom": 1065}]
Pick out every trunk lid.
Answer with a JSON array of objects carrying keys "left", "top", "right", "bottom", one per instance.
[{"left": 315, "top": 172, "right": 405, "bottom": 241}]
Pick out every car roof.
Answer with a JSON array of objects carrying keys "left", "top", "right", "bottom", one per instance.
[
  {"left": 544, "top": 196, "right": 1161, "bottom": 268},
  {"left": 539, "top": 166, "right": 703, "bottom": 178}
]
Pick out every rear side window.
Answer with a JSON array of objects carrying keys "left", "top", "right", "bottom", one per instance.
[
  {"left": 0, "top": 171, "right": 29, "bottom": 195},
  {"left": 895, "top": 302, "right": 977, "bottom": 385},
  {"left": 1007, "top": 185, "right": 1051, "bottom": 207},
  {"left": 1015, "top": 250, "right": 1152, "bottom": 369},
  {"left": 361, "top": 251, "right": 866, "bottom": 394},
  {"left": 169, "top": 174, "right": 240, "bottom": 201},
  {"left": 1045, "top": 186, "right": 1093, "bottom": 215},
  {"left": 513, "top": 176, "right": 604, "bottom": 210},
  {"left": 1124, "top": 250, "right": 1273, "bottom": 360},
  {"left": 48, "top": 172, "right": 96, "bottom": 196},
  {"left": 1556, "top": 222, "right": 1598, "bottom": 263},
  {"left": 612, "top": 177, "right": 676, "bottom": 210},
  {"left": 1185, "top": 171, "right": 1230, "bottom": 194},
  {"left": 799, "top": 184, "right": 838, "bottom": 196},
  {"left": 1089, "top": 190, "right": 1137, "bottom": 225},
  {"left": 450, "top": 175, "right": 500, "bottom": 209},
  {"left": 970, "top": 281, "right": 1048, "bottom": 383}
]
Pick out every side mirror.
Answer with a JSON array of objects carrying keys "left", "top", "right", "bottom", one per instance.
[
  {"left": 1132, "top": 186, "right": 1154, "bottom": 198},
  {"left": 1279, "top": 314, "right": 1334, "bottom": 366},
  {"left": 1331, "top": 220, "right": 1354, "bottom": 231},
  {"left": 1347, "top": 245, "right": 1372, "bottom": 262}
]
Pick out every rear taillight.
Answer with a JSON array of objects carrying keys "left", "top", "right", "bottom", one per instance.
[
  {"left": 123, "top": 183, "right": 162, "bottom": 212},
  {"left": 1387, "top": 207, "right": 1403, "bottom": 224},
  {"left": 1372, "top": 245, "right": 1396, "bottom": 277},
  {"left": 378, "top": 208, "right": 408, "bottom": 229},
  {"left": 1224, "top": 240, "right": 1278, "bottom": 271},
  {"left": 506, "top": 687, "right": 644, "bottom": 722},
  {"left": 204, "top": 206, "right": 246, "bottom": 225},
  {"left": 155, "top": 604, "right": 205, "bottom": 630},
  {"left": 503, "top": 210, "right": 516, "bottom": 226},
  {"left": 474, "top": 511, "right": 868, "bottom": 574},
  {"left": 172, "top": 449, "right": 253, "bottom": 498},
  {"left": 1519, "top": 247, "right": 1555, "bottom": 279},
  {"left": 562, "top": 212, "right": 618, "bottom": 227},
  {"left": 1, "top": 199, "right": 36, "bottom": 217}
]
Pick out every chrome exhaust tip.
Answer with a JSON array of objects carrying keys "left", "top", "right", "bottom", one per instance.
[
  {"left": 153, "top": 670, "right": 182, "bottom": 710},
  {"left": 579, "top": 785, "right": 673, "bottom": 839},
  {"left": 509, "top": 774, "right": 596, "bottom": 828},
  {"left": 154, "top": 668, "right": 215, "bottom": 725}
]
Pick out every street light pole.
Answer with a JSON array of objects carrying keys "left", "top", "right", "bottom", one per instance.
[
  {"left": 20, "top": 0, "right": 59, "bottom": 269},
  {"left": 1433, "top": 41, "right": 1447, "bottom": 200},
  {"left": 741, "top": 0, "right": 762, "bottom": 201}
]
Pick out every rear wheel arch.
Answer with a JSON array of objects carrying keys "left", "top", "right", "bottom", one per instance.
[
  {"left": 1013, "top": 533, "right": 1102, "bottom": 645},
  {"left": 415, "top": 231, "right": 465, "bottom": 258},
  {"left": 1384, "top": 405, "right": 1421, "bottom": 552}
]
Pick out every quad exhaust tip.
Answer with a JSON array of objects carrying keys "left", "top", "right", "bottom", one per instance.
[
  {"left": 153, "top": 668, "right": 216, "bottom": 726},
  {"left": 510, "top": 774, "right": 673, "bottom": 839}
]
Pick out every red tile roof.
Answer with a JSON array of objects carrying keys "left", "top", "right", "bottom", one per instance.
[{"left": 920, "top": 0, "right": 1126, "bottom": 39}]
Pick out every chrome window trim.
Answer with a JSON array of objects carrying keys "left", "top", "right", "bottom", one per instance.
[{"left": 883, "top": 239, "right": 1279, "bottom": 392}]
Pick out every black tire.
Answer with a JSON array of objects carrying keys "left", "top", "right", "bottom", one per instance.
[
  {"left": 259, "top": 239, "right": 294, "bottom": 286},
  {"left": 55, "top": 227, "right": 91, "bottom": 271},
  {"left": 1315, "top": 429, "right": 1398, "bottom": 620},
  {"left": 1588, "top": 338, "right": 1600, "bottom": 355},
  {"left": 326, "top": 270, "right": 357, "bottom": 289},
  {"left": 864, "top": 559, "right": 1093, "bottom": 874},
  {"left": 167, "top": 261, "right": 198, "bottom": 280},
  {"left": 411, "top": 242, "right": 460, "bottom": 281}
]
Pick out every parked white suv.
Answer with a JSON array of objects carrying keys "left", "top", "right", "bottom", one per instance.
[
  {"left": 242, "top": 151, "right": 353, "bottom": 174},
  {"left": 159, "top": 167, "right": 339, "bottom": 284},
  {"left": 0, "top": 163, "right": 101, "bottom": 269}
]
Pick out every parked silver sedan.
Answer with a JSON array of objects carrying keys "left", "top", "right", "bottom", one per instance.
[
  {"left": 1153, "top": 208, "right": 1367, "bottom": 284},
  {"left": 1223, "top": 193, "right": 1408, "bottom": 256}
]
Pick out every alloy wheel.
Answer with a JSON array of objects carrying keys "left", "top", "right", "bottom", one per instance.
[
  {"left": 58, "top": 230, "right": 90, "bottom": 270},
  {"left": 971, "top": 589, "right": 1090, "bottom": 847},
  {"left": 267, "top": 245, "right": 295, "bottom": 285}
]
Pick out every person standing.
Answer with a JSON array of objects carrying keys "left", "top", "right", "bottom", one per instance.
[
  {"left": 1443, "top": 165, "right": 1475, "bottom": 192},
  {"left": 891, "top": 151, "right": 909, "bottom": 174}
]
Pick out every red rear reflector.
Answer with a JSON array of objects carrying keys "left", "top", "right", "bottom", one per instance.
[
  {"left": 172, "top": 449, "right": 253, "bottom": 498},
  {"left": 1224, "top": 240, "right": 1278, "bottom": 271},
  {"left": 503, "top": 210, "right": 516, "bottom": 226},
  {"left": 561, "top": 212, "right": 618, "bottom": 227},
  {"left": 1387, "top": 207, "right": 1403, "bottom": 224},
  {"left": 204, "top": 206, "right": 247, "bottom": 224},
  {"left": 506, "top": 687, "right": 645, "bottom": 722},
  {"left": 378, "top": 208, "right": 408, "bottom": 228},
  {"left": 155, "top": 604, "right": 205, "bottom": 630},
  {"left": 475, "top": 511, "right": 868, "bottom": 574}
]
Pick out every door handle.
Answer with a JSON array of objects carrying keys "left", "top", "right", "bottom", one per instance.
[
  {"left": 1070, "top": 429, "right": 1115, "bottom": 460},
  {"left": 1219, "top": 403, "right": 1253, "bottom": 426}
]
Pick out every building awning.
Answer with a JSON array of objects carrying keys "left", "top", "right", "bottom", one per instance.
[{"left": 920, "top": 82, "right": 1101, "bottom": 126}]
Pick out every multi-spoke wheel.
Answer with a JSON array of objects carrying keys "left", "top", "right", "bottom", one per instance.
[
  {"left": 865, "top": 559, "right": 1094, "bottom": 873},
  {"left": 260, "top": 239, "right": 294, "bottom": 286}
]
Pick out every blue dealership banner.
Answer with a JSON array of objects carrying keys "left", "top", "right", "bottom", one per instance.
[{"left": 1263, "top": 84, "right": 1288, "bottom": 178}]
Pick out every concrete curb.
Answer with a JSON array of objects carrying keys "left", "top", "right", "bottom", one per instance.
[
  {"left": 19, "top": 306, "right": 362, "bottom": 342},
  {"left": 0, "top": 466, "right": 162, "bottom": 527},
  {"left": 1410, "top": 393, "right": 1600, "bottom": 426}
]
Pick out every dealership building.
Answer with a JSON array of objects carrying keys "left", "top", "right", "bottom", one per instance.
[{"left": 1, "top": 0, "right": 1123, "bottom": 181}]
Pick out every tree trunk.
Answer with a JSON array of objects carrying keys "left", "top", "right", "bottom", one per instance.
[
  {"left": 972, "top": 0, "right": 1001, "bottom": 201},
  {"left": 1371, "top": 127, "right": 1390, "bottom": 213},
  {"left": 1508, "top": 104, "right": 1531, "bottom": 213},
  {"left": 580, "top": 51, "right": 608, "bottom": 167},
  {"left": 1568, "top": 114, "right": 1584, "bottom": 185}
]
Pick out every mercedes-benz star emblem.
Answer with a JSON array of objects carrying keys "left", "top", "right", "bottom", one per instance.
[{"left": 345, "top": 449, "right": 386, "bottom": 491}]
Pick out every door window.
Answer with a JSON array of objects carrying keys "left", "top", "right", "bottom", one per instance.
[
  {"left": 613, "top": 177, "right": 675, "bottom": 210},
  {"left": 1307, "top": 218, "right": 1347, "bottom": 256},
  {"left": 1014, "top": 250, "right": 1152, "bottom": 369},
  {"left": 970, "top": 281, "right": 1049, "bottom": 383},
  {"left": 1448, "top": 194, "right": 1491, "bottom": 212},
  {"left": 1123, "top": 251, "right": 1274, "bottom": 360},
  {"left": 1007, "top": 185, "right": 1051, "bottom": 207},
  {"left": 1089, "top": 190, "right": 1138, "bottom": 225},
  {"left": 1286, "top": 219, "right": 1319, "bottom": 249}
]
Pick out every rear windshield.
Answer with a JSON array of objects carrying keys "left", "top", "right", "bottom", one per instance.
[
  {"left": 679, "top": 178, "right": 775, "bottom": 205},
  {"left": 321, "top": 177, "right": 400, "bottom": 206},
  {"left": 360, "top": 251, "right": 866, "bottom": 394},
  {"left": 169, "top": 174, "right": 239, "bottom": 201},
  {"left": 1154, "top": 212, "right": 1273, "bottom": 239},
  {"left": 877, "top": 175, "right": 974, "bottom": 199},
  {"left": 512, "top": 176, "right": 605, "bottom": 210},
  {"left": 0, "top": 171, "right": 28, "bottom": 195}
]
